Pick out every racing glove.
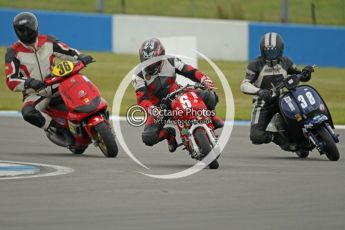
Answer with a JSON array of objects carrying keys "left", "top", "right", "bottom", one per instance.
[
  {"left": 257, "top": 89, "right": 272, "bottom": 102},
  {"left": 200, "top": 75, "right": 215, "bottom": 90},
  {"left": 301, "top": 65, "right": 314, "bottom": 82},
  {"left": 78, "top": 55, "right": 95, "bottom": 66},
  {"left": 24, "top": 78, "right": 45, "bottom": 91}
]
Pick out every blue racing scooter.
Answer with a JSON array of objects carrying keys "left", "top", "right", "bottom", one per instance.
[{"left": 269, "top": 67, "right": 340, "bottom": 161}]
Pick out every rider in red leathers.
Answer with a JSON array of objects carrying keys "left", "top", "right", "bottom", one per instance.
[
  {"left": 4, "top": 12, "right": 93, "bottom": 131},
  {"left": 132, "top": 38, "right": 224, "bottom": 152}
]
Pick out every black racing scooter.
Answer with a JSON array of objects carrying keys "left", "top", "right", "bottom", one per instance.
[{"left": 268, "top": 67, "right": 340, "bottom": 161}]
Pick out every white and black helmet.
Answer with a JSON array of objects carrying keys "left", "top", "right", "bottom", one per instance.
[
  {"left": 13, "top": 12, "right": 39, "bottom": 45},
  {"left": 260, "top": 32, "right": 284, "bottom": 61}
]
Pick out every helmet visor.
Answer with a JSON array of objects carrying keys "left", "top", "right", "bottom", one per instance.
[
  {"left": 15, "top": 25, "right": 37, "bottom": 44},
  {"left": 264, "top": 47, "right": 280, "bottom": 60}
]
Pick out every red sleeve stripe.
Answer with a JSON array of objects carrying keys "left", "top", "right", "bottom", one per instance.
[
  {"left": 186, "top": 65, "right": 194, "bottom": 71},
  {"left": 5, "top": 63, "right": 14, "bottom": 77},
  {"left": 194, "top": 71, "right": 204, "bottom": 82},
  {"left": 20, "top": 64, "right": 30, "bottom": 77},
  {"left": 136, "top": 91, "right": 145, "bottom": 103},
  {"left": 6, "top": 78, "right": 23, "bottom": 91},
  {"left": 139, "top": 100, "right": 154, "bottom": 110},
  {"left": 58, "top": 42, "right": 71, "bottom": 50}
]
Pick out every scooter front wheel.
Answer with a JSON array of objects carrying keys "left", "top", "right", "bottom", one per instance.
[
  {"left": 92, "top": 121, "right": 118, "bottom": 158},
  {"left": 316, "top": 126, "right": 339, "bottom": 161},
  {"left": 193, "top": 127, "right": 219, "bottom": 169}
]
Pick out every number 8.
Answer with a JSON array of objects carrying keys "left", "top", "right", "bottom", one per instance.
[{"left": 306, "top": 91, "right": 315, "bottom": 105}]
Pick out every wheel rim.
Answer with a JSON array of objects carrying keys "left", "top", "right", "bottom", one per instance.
[{"left": 97, "top": 132, "right": 108, "bottom": 153}]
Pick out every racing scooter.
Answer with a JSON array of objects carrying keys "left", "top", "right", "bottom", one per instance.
[
  {"left": 43, "top": 60, "right": 118, "bottom": 157},
  {"left": 160, "top": 84, "right": 220, "bottom": 169},
  {"left": 268, "top": 68, "right": 340, "bottom": 161}
]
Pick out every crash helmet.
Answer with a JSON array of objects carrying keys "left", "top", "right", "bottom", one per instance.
[
  {"left": 139, "top": 38, "right": 165, "bottom": 75},
  {"left": 260, "top": 32, "right": 284, "bottom": 63},
  {"left": 13, "top": 12, "right": 39, "bottom": 45}
]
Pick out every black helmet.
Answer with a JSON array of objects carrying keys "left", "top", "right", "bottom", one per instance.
[
  {"left": 139, "top": 38, "right": 165, "bottom": 75},
  {"left": 260, "top": 32, "right": 284, "bottom": 62},
  {"left": 13, "top": 12, "right": 39, "bottom": 45}
]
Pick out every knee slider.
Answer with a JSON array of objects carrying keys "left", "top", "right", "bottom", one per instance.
[
  {"left": 142, "top": 127, "right": 159, "bottom": 146},
  {"left": 250, "top": 132, "right": 264, "bottom": 145},
  {"left": 21, "top": 105, "right": 45, "bottom": 128},
  {"left": 250, "top": 129, "right": 271, "bottom": 145},
  {"left": 201, "top": 90, "right": 218, "bottom": 110}
]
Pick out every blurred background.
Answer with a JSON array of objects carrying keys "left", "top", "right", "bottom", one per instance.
[
  {"left": 0, "top": 0, "right": 344, "bottom": 123},
  {"left": 1, "top": 0, "right": 345, "bottom": 25}
]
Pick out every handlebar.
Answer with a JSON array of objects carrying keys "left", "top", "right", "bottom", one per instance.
[
  {"left": 270, "top": 64, "right": 316, "bottom": 98},
  {"left": 270, "top": 74, "right": 301, "bottom": 97},
  {"left": 44, "top": 60, "right": 86, "bottom": 86},
  {"left": 160, "top": 83, "right": 206, "bottom": 109}
]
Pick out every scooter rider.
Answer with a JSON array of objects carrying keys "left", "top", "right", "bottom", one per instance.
[
  {"left": 5, "top": 12, "right": 94, "bottom": 131},
  {"left": 240, "top": 32, "right": 314, "bottom": 150},
  {"left": 132, "top": 38, "right": 224, "bottom": 152}
]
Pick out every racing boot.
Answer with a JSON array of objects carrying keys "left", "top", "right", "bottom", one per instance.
[
  {"left": 295, "top": 149, "right": 309, "bottom": 158},
  {"left": 211, "top": 115, "right": 224, "bottom": 130},
  {"left": 165, "top": 127, "right": 178, "bottom": 153},
  {"left": 272, "top": 133, "right": 295, "bottom": 151},
  {"left": 45, "top": 120, "right": 73, "bottom": 147}
]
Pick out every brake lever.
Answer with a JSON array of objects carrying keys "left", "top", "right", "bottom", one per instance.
[
  {"left": 270, "top": 89, "right": 277, "bottom": 98},
  {"left": 194, "top": 83, "right": 217, "bottom": 90},
  {"left": 270, "top": 82, "right": 283, "bottom": 98}
]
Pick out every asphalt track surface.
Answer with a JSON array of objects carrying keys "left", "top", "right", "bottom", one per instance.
[{"left": 0, "top": 116, "right": 344, "bottom": 230}]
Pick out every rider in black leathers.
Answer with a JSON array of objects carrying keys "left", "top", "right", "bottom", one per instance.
[{"left": 240, "top": 32, "right": 314, "bottom": 150}]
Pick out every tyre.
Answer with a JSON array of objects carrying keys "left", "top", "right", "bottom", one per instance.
[
  {"left": 295, "top": 149, "right": 309, "bottom": 158},
  {"left": 69, "top": 147, "right": 87, "bottom": 155},
  {"left": 193, "top": 127, "right": 219, "bottom": 169},
  {"left": 316, "top": 126, "right": 339, "bottom": 161},
  {"left": 92, "top": 121, "right": 118, "bottom": 158}
]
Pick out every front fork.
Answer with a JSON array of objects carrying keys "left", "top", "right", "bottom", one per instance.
[
  {"left": 305, "top": 122, "right": 339, "bottom": 153},
  {"left": 83, "top": 114, "right": 105, "bottom": 140}
]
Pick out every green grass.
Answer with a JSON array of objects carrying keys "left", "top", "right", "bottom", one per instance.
[
  {"left": 1, "top": 47, "right": 344, "bottom": 124},
  {"left": 0, "top": 0, "right": 345, "bottom": 26}
]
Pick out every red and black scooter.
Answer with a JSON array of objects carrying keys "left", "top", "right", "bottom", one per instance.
[{"left": 43, "top": 60, "right": 118, "bottom": 157}]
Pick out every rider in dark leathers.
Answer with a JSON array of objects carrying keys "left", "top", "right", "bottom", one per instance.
[{"left": 240, "top": 32, "right": 314, "bottom": 150}]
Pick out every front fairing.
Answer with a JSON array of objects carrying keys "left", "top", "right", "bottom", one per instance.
[
  {"left": 171, "top": 91, "right": 210, "bottom": 121},
  {"left": 170, "top": 90, "right": 214, "bottom": 142},
  {"left": 58, "top": 74, "right": 101, "bottom": 113},
  {"left": 279, "top": 85, "right": 333, "bottom": 144}
]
